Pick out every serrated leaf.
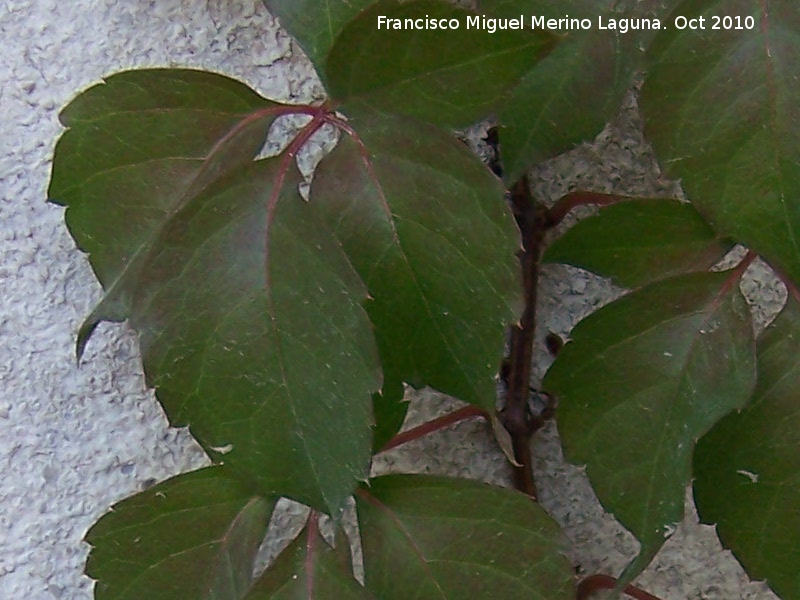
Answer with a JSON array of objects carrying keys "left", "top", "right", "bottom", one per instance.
[
  {"left": 480, "top": 0, "right": 642, "bottom": 182},
  {"left": 694, "top": 295, "right": 800, "bottom": 600},
  {"left": 49, "top": 70, "right": 381, "bottom": 515},
  {"left": 86, "top": 467, "right": 273, "bottom": 600},
  {"left": 326, "top": 0, "right": 557, "bottom": 129},
  {"left": 543, "top": 271, "right": 756, "bottom": 582},
  {"left": 125, "top": 161, "right": 379, "bottom": 515},
  {"left": 261, "top": 0, "right": 376, "bottom": 74},
  {"left": 356, "top": 475, "right": 575, "bottom": 599},
  {"left": 49, "top": 69, "right": 283, "bottom": 333},
  {"left": 543, "top": 199, "right": 732, "bottom": 288},
  {"left": 311, "top": 110, "right": 521, "bottom": 443},
  {"left": 641, "top": 1, "right": 800, "bottom": 283},
  {"left": 245, "top": 518, "right": 373, "bottom": 599}
]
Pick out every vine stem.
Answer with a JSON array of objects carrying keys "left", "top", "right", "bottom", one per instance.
[
  {"left": 499, "top": 175, "right": 553, "bottom": 499},
  {"left": 577, "top": 574, "right": 664, "bottom": 600},
  {"left": 377, "top": 405, "right": 490, "bottom": 454}
]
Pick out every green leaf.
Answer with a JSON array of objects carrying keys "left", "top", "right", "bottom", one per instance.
[
  {"left": 245, "top": 518, "right": 373, "bottom": 599},
  {"left": 49, "top": 70, "right": 381, "bottom": 515},
  {"left": 694, "top": 295, "right": 800, "bottom": 600},
  {"left": 261, "top": 0, "right": 376, "bottom": 74},
  {"left": 49, "top": 69, "right": 282, "bottom": 330},
  {"left": 641, "top": 1, "right": 800, "bottom": 283},
  {"left": 86, "top": 467, "right": 273, "bottom": 600},
  {"left": 311, "top": 110, "right": 521, "bottom": 443},
  {"left": 50, "top": 69, "right": 278, "bottom": 220},
  {"left": 543, "top": 199, "right": 732, "bottom": 288},
  {"left": 543, "top": 271, "right": 756, "bottom": 582},
  {"left": 356, "top": 475, "right": 575, "bottom": 599},
  {"left": 326, "top": 0, "right": 557, "bottom": 129},
  {"left": 480, "top": 0, "right": 642, "bottom": 183},
  {"left": 134, "top": 161, "right": 380, "bottom": 515}
]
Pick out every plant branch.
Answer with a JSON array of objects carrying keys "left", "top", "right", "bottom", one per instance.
[
  {"left": 248, "top": 102, "right": 328, "bottom": 122},
  {"left": 577, "top": 574, "right": 663, "bottom": 600},
  {"left": 712, "top": 248, "right": 757, "bottom": 308},
  {"left": 265, "top": 111, "right": 328, "bottom": 231},
  {"left": 377, "top": 405, "right": 490, "bottom": 454},
  {"left": 732, "top": 248, "right": 757, "bottom": 278},
  {"left": 499, "top": 175, "right": 553, "bottom": 499}
]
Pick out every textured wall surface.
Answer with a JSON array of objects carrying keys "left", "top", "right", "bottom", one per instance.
[{"left": 0, "top": 1, "right": 781, "bottom": 598}]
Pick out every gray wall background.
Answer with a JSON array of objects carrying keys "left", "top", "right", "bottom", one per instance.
[{"left": 0, "top": 1, "right": 782, "bottom": 598}]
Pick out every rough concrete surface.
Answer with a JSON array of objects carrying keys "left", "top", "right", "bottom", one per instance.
[{"left": 0, "top": 1, "right": 783, "bottom": 599}]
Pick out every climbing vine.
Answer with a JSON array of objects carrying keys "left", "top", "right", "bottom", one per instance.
[{"left": 49, "top": 0, "right": 800, "bottom": 598}]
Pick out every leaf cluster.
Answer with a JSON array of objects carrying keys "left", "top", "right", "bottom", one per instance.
[{"left": 47, "top": 0, "right": 800, "bottom": 598}]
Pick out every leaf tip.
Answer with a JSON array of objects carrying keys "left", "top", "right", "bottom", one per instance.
[{"left": 76, "top": 318, "right": 100, "bottom": 364}]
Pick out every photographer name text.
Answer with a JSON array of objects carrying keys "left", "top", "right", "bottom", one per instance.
[{"left": 376, "top": 14, "right": 756, "bottom": 34}]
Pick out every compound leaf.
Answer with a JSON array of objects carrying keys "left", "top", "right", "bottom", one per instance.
[
  {"left": 356, "top": 475, "right": 575, "bottom": 599},
  {"left": 245, "top": 518, "right": 372, "bottom": 599},
  {"left": 694, "top": 295, "right": 800, "bottom": 600},
  {"left": 49, "top": 69, "right": 381, "bottom": 515},
  {"left": 311, "top": 110, "right": 521, "bottom": 445},
  {"left": 86, "top": 467, "right": 273, "bottom": 600},
  {"left": 543, "top": 199, "right": 732, "bottom": 288},
  {"left": 642, "top": 0, "right": 800, "bottom": 284},
  {"left": 544, "top": 271, "right": 756, "bottom": 582},
  {"left": 326, "top": 0, "right": 557, "bottom": 129}
]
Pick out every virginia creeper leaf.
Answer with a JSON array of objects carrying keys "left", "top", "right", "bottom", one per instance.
[
  {"left": 326, "top": 0, "right": 557, "bottom": 129},
  {"left": 245, "top": 518, "right": 373, "bottom": 599},
  {"left": 311, "top": 110, "right": 521, "bottom": 445},
  {"left": 543, "top": 199, "right": 732, "bottom": 288},
  {"left": 694, "top": 295, "right": 800, "bottom": 600},
  {"left": 131, "top": 161, "right": 380, "bottom": 515},
  {"left": 48, "top": 69, "right": 284, "bottom": 343},
  {"left": 641, "top": 0, "right": 800, "bottom": 283},
  {"left": 261, "top": 0, "right": 376, "bottom": 77},
  {"left": 86, "top": 466, "right": 273, "bottom": 600},
  {"left": 49, "top": 70, "right": 381, "bottom": 515},
  {"left": 480, "top": 0, "right": 642, "bottom": 183},
  {"left": 356, "top": 475, "right": 575, "bottom": 599},
  {"left": 543, "top": 271, "right": 756, "bottom": 583}
]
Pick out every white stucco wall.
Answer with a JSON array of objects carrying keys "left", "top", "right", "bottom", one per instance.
[{"left": 0, "top": 1, "right": 782, "bottom": 598}]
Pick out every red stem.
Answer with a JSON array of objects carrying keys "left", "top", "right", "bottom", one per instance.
[
  {"left": 262, "top": 110, "right": 330, "bottom": 294},
  {"left": 577, "top": 574, "right": 664, "bottom": 600},
  {"left": 324, "top": 114, "right": 395, "bottom": 220},
  {"left": 713, "top": 249, "right": 757, "bottom": 306},
  {"left": 377, "top": 405, "right": 489, "bottom": 453},
  {"left": 265, "top": 111, "right": 327, "bottom": 227}
]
